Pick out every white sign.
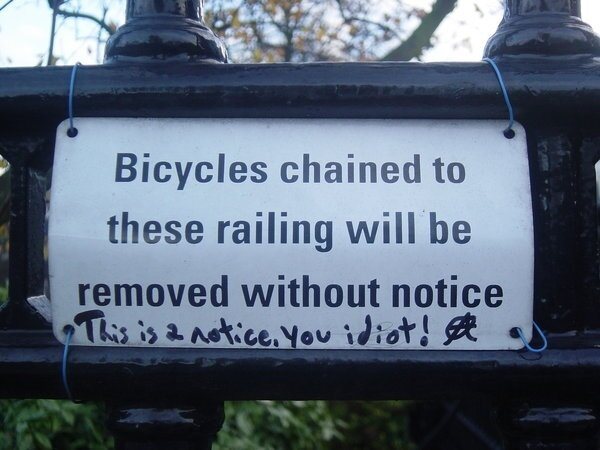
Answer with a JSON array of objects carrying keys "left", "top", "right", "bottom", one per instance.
[{"left": 49, "top": 118, "right": 534, "bottom": 350}]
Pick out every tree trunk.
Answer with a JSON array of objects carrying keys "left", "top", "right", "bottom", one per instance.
[{"left": 382, "top": 0, "right": 457, "bottom": 61}]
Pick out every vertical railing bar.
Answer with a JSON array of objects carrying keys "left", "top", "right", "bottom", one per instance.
[
  {"left": 27, "top": 168, "right": 47, "bottom": 300},
  {"left": 6, "top": 156, "right": 29, "bottom": 326},
  {"left": 578, "top": 138, "right": 600, "bottom": 327},
  {"left": 0, "top": 139, "right": 49, "bottom": 329}
]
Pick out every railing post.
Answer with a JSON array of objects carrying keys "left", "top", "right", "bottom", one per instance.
[
  {"left": 103, "top": 1, "right": 226, "bottom": 447},
  {"left": 497, "top": 404, "right": 600, "bottom": 450},
  {"left": 108, "top": 403, "right": 225, "bottom": 450},
  {"left": 104, "top": 0, "right": 228, "bottom": 63},
  {"left": 484, "top": 0, "right": 600, "bottom": 58},
  {"left": 485, "top": 1, "right": 600, "bottom": 448}
]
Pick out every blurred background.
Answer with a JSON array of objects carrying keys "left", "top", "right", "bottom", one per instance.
[
  {"left": 0, "top": 1, "right": 598, "bottom": 449},
  {"left": 0, "top": 0, "right": 596, "bottom": 67}
]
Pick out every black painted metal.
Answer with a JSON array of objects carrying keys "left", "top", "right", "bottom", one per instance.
[
  {"left": 484, "top": 1, "right": 600, "bottom": 447},
  {"left": 498, "top": 405, "right": 600, "bottom": 450},
  {"left": 0, "top": 136, "right": 51, "bottom": 329},
  {"left": 104, "top": 0, "right": 227, "bottom": 63},
  {"left": 0, "top": 332, "right": 600, "bottom": 401},
  {"left": 0, "top": 0, "right": 598, "bottom": 448},
  {"left": 0, "top": 62, "right": 599, "bottom": 127},
  {"left": 108, "top": 403, "right": 224, "bottom": 450},
  {"left": 484, "top": 0, "right": 600, "bottom": 58}
]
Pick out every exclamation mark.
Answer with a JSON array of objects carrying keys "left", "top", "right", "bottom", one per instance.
[
  {"left": 139, "top": 320, "right": 146, "bottom": 342},
  {"left": 420, "top": 315, "right": 429, "bottom": 347}
]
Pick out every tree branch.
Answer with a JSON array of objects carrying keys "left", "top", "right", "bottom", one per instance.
[
  {"left": 56, "top": 9, "right": 116, "bottom": 36},
  {"left": 382, "top": 0, "right": 457, "bottom": 61},
  {"left": 334, "top": 0, "right": 400, "bottom": 39}
]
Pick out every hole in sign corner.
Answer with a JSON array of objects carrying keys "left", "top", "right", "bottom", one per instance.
[{"left": 503, "top": 129, "right": 515, "bottom": 140}]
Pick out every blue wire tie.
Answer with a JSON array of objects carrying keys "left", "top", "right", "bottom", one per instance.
[
  {"left": 61, "top": 325, "right": 77, "bottom": 402},
  {"left": 482, "top": 57, "right": 515, "bottom": 139},
  {"left": 512, "top": 320, "right": 548, "bottom": 353},
  {"left": 67, "top": 63, "right": 82, "bottom": 138}
]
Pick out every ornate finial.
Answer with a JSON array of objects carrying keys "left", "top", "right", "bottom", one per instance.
[
  {"left": 104, "top": 0, "right": 228, "bottom": 63},
  {"left": 484, "top": 0, "right": 600, "bottom": 58}
]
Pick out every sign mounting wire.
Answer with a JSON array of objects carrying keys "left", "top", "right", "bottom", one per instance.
[
  {"left": 511, "top": 321, "right": 548, "bottom": 353},
  {"left": 61, "top": 325, "right": 79, "bottom": 402},
  {"left": 67, "top": 63, "right": 82, "bottom": 138},
  {"left": 483, "top": 57, "right": 515, "bottom": 139}
]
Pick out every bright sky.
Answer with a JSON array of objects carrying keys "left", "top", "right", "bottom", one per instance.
[{"left": 0, "top": 0, "right": 598, "bottom": 66}]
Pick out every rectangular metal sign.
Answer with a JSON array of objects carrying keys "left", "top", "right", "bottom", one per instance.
[{"left": 49, "top": 118, "right": 534, "bottom": 349}]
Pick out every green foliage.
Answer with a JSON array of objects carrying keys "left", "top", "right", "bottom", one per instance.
[
  {"left": 328, "top": 401, "right": 415, "bottom": 450},
  {"left": 0, "top": 282, "right": 8, "bottom": 305},
  {"left": 0, "top": 400, "right": 112, "bottom": 450},
  {"left": 217, "top": 401, "right": 343, "bottom": 450},
  {"left": 0, "top": 400, "right": 414, "bottom": 450},
  {"left": 216, "top": 400, "right": 414, "bottom": 450}
]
